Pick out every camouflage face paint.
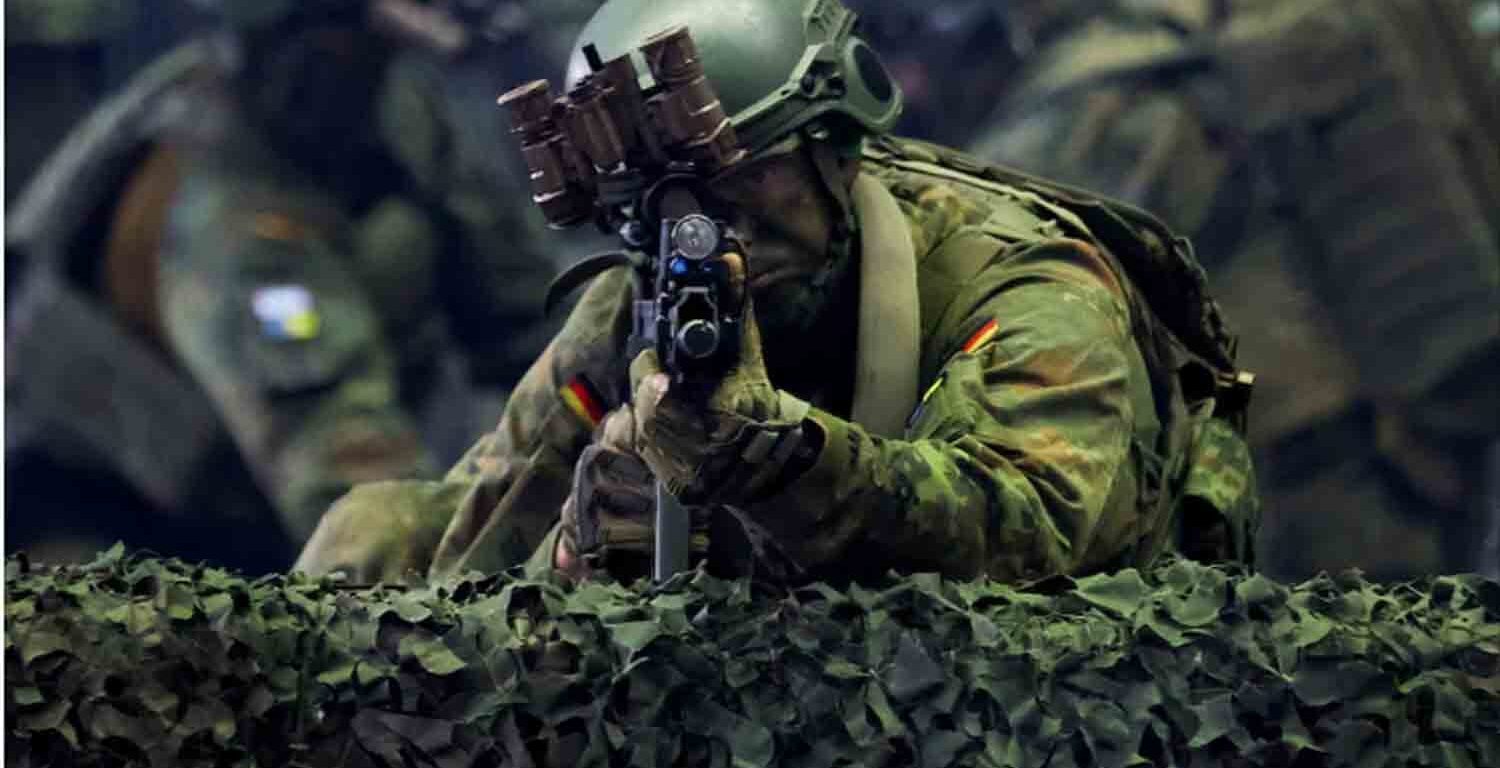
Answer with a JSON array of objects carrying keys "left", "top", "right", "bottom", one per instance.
[{"left": 710, "top": 141, "right": 851, "bottom": 350}]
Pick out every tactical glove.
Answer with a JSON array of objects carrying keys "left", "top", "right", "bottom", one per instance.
[
  {"left": 557, "top": 405, "right": 808, "bottom": 584},
  {"left": 556, "top": 407, "right": 709, "bottom": 581},
  {"left": 627, "top": 294, "right": 822, "bottom": 505}
]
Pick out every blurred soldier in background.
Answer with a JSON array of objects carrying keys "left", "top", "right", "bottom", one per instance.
[
  {"left": 5, "top": 0, "right": 599, "bottom": 571},
  {"left": 969, "top": 0, "right": 1500, "bottom": 580}
]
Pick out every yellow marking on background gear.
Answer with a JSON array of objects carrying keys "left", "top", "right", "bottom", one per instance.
[
  {"left": 559, "top": 380, "right": 604, "bottom": 428},
  {"left": 285, "top": 310, "right": 321, "bottom": 340}
]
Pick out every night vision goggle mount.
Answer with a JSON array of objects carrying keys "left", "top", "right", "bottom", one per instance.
[{"left": 499, "top": 24, "right": 751, "bottom": 387}]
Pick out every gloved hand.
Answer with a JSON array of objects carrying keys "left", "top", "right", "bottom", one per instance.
[
  {"left": 555, "top": 406, "right": 709, "bottom": 581},
  {"left": 555, "top": 405, "right": 810, "bottom": 585},
  {"left": 627, "top": 253, "right": 819, "bottom": 505},
  {"left": 555, "top": 408, "right": 810, "bottom": 582}
]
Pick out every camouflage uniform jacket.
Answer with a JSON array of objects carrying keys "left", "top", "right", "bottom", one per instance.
[{"left": 297, "top": 135, "right": 1256, "bottom": 584}]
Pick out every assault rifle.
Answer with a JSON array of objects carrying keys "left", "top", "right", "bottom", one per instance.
[{"left": 498, "top": 26, "right": 749, "bottom": 580}]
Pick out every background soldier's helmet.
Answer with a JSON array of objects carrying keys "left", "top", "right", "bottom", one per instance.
[{"left": 564, "top": 0, "right": 903, "bottom": 156}]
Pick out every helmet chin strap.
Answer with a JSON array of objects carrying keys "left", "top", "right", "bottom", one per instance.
[{"left": 801, "top": 131, "right": 860, "bottom": 294}]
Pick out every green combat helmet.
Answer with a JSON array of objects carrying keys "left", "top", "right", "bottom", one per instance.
[{"left": 564, "top": 0, "right": 903, "bottom": 157}]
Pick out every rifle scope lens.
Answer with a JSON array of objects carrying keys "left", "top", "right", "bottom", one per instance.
[
  {"left": 671, "top": 215, "right": 719, "bottom": 260},
  {"left": 676, "top": 319, "right": 720, "bottom": 359}
]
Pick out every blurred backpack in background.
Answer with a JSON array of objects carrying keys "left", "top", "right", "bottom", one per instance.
[{"left": 973, "top": 0, "right": 1500, "bottom": 579}]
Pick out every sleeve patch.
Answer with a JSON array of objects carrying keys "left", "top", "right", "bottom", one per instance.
[
  {"left": 251, "top": 285, "right": 322, "bottom": 341},
  {"left": 906, "top": 318, "right": 999, "bottom": 432},
  {"left": 960, "top": 318, "right": 1000, "bottom": 354},
  {"left": 560, "top": 375, "right": 606, "bottom": 428}
]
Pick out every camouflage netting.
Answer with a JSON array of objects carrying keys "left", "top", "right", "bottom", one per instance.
[{"left": 6, "top": 547, "right": 1500, "bottom": 768}]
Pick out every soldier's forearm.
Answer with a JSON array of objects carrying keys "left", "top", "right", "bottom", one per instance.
[{"left": 746, "top": 408, "right": 1101, "bottom": 582}]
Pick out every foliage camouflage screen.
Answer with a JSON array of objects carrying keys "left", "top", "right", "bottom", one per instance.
[{"left": 6, "top": 548, "right": 1499, "bottom": 767}]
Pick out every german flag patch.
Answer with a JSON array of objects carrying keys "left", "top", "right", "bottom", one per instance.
[
  {"left": 960, "top": 318, "right": 1000, "bottom": 354},
  {"left": 560, "top": 375, "right": 606, "bottom": 428},
  {"left": 907, "top": 319, "right": 1000, "bottom": 431}
]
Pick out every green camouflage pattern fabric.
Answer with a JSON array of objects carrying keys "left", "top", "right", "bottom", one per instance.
[
  {"left": 291, "top": 479, "right": 466, "bottom": 583},
  {"left": 1179, "top": 414, "right": 1260, "bottom": 563},
  {"left": 297, "top": 136, "right": 1255, "bottom": 584},
  {"left": 970, "top": 0, "right": 1500, "bottom": 580},
  {"left": 17, "top": 551, "right": 1500, "bottom": 767}
]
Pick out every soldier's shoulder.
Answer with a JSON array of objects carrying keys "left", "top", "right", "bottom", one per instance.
[
  {"left": 864, "top": 133, "right": 1206, "bottom": 253},
  {"left": 867, "top": 134, "right": 1240, "bottom": 374},
  {"left": 862, "top": 135, "right": 1099, "bottom": 255},
  {"left": 548, "top": 265, "right": 636, "bottom": 388}
]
